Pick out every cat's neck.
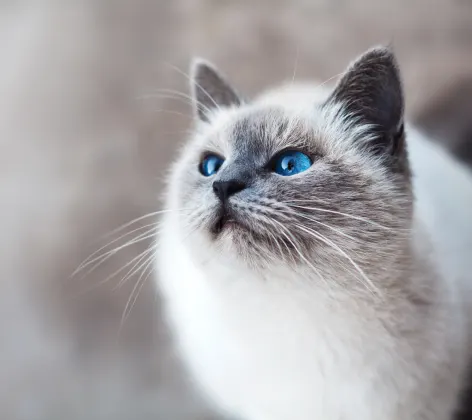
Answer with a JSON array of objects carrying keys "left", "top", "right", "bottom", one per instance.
[{"left": 182, "top": 220, "right": 437, "bottom": 313}]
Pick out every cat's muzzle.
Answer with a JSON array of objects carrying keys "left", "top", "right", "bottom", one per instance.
[{"left": 210, "top": 204, "right": 244, "bottom": 237}]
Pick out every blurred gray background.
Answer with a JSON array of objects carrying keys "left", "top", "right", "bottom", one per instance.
[{"left": 0, "top": 1, "right": 471, "bottom": 419}]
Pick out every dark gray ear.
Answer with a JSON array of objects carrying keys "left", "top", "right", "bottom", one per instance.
[
  {"left": 327, "top": 47, "right": 405, "bottom": 162},
  {"left": 190, "top": 59, "right": 242, "bottom": 122}
]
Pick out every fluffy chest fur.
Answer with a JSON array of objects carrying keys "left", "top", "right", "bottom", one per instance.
[{"left": 158, "top": 200, "right": 464, "bottom": 420}]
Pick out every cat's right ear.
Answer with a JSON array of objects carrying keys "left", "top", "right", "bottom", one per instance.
[
  {"left": 190, "top": 59, "right": 242, "bottom": 122},
  {"left": 326, "top": 47, "right": 405, "bottom": 160}
]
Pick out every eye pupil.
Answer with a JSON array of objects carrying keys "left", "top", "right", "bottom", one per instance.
[
  {"left": 200, "top": 154, "right": 225, "bottom": 177},
  {"left": 273, "top": 151, "right": 312, "bottom": 176}
]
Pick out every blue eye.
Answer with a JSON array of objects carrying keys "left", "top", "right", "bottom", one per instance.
[
  {"left": 272, "top": 151, "right": 312, "bottom": 176},
  {"left": 200, "top": 154, "right": 225, "bottom": 177}
]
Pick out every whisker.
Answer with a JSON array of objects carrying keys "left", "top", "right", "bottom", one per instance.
[
  {"left": 74, "top": 229, "right": 157, "bottom": 278},
  {"left": 137, "top": 90, "right": 211, "bottom": 116},
  {"left": 269, "top": 217, "right": 328, "bottom": 287},
  {"left": 146, "top": 109, "right": 192, "bottom": 120},
  {"left": 138, "top": 88, "right": 195, "bottom": 102},
  {"left": 72, "top": 237, "right": 157, "bottom": 297},
  {"left": 74, "top": 222, "right": 159, "bottom": 277},
  {"left": 237, "top": 206, "right": 287, "bottom": 262},
  {"left": 119, "top": 254, "right": 156, "bottom": 334},
  {"left": 314, "top": 71, "right": 347, "bottom": 91},
  {"left": 74, "top": 207, "right": 190, "bottom": 278},
  {"left": 271, "top": 203, "right": 359, "bottom": 242},
  {"left": 290, "top": 43, "right": 300, "bottom": 86},
  {"left": 265, "top": 228, "right": 288, "bottom": 262},
  {"left": 113, "top": 244, "right": 156, "bottom": 290},
  {"left": 284, "top": 201, "right": 398, "bottom": 232},
  {"left": 101, "top": 208, "right": 186, "bottom": 240},
  {"left": 269, "top": 224, "right": 297, "bottom": 266},
  {"left": 251, "top": 199, "right": 360, "bottom": 244},
  {"left": 294, "top": 223, "right": 381, "bottom": 297},
  {"left": 296, "top": 213, "right": 358, "bottom": 241},
  {"left": 164, "top": 62, "right": 222, "bottom": 114}
]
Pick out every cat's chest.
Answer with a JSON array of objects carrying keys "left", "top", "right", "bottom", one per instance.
[{"left": 157, "top": 237, "right": 400, "bottom": 418}]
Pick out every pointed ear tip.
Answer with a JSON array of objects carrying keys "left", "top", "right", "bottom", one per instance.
[
  {"left": 190, "top": 57, "right": 216, "bottom": 75},
  {"left": 364, "top": 45, "right": 398, "bottom": 62}
]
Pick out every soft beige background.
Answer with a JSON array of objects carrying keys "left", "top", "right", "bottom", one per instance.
[{"left": 0, "top": 1, "right": 471, "bottom": 419}]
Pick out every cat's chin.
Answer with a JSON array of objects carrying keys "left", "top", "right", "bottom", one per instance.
[
  {"left": 209, "top": 206, "right": 252, "bottom": 238},
  {"left": 207, "top": 224, "right": 278, "bottom": 269},
  {"left": 190, "top": 208, "right": 283, "bottom": 267},
  {"left": 210, "top": 214, "right": 241, "bottom": 236},
  {"left": 213, "top": 221, "right": 255, "bottom": 241}
]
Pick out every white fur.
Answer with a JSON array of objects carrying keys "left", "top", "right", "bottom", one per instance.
[{"left": 156, "top": 83, "right": 472, "bottom": 420}]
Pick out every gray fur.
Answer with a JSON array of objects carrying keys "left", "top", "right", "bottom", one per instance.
[
  {"left": 179, "top": 50, "right": 412, "bottom": 282},
  {"left": 327, "top": 47, "right": 408, "bottom": 173},
  {"left": 191, "top": 59, "right": 242, "bottom": 122}
]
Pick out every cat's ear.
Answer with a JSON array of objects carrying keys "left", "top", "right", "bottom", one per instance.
[
  {"left": 190, "top": 59, "right": 242, "bottom": 122},
  {"left": 327, "top": 46, "right": 405, "bottom": 161}
]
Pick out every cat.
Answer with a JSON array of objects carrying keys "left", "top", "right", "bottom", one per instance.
[{"left": 155, "top": 46, "right": 472, "bottom": 419}]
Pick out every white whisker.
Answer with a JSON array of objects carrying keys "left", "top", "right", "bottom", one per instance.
[
  {"left": 73, "top": 241, "right": 156, "bottom": 297},
  {"left": 137, "top": 90, "right": 211, "bottom": 116},
  {"left": 284, "top": 201, "right": 398, "bottom": 231},
  {"left": 147, "top": 109, "right": 192, "bottom": 119},
  {"left": 114, "top": 244, "right": 156, "bottom": 290},
  {"left": 101, "top": 208, "right": 185, "bottom": 240},
  {"left": 74, "top": 229, "right": 157, "bottom": 278},
  {"left": 275, "top": 204, "right": 359, "bottom": 242},
  {"left": 119, "top": 255, "right": 156, "bottom": 333},
  {"left": 73, "top": 222, "right": 158, "bottom": 277},
  {"left": 73, "top": 207, "right": 190, "bottom": 280},
  {"left": 164, "top": 62, "right": 222, "bottom": 114},
  {"left": 294, "top": 223, "right": 380, "bottom": 297},
  {"left": 270, "top": 217, "right": 328, "bottom": 287},
  {"left": 290, "top": 43, "right": 300, "bottom": 86},
  {"left": 314, "top": 71, "right": 346, "bottom": 91}
]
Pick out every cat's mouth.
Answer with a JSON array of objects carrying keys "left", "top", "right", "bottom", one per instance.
[{"left": 210, "top": 207, "right": 247, "bottom": 236}]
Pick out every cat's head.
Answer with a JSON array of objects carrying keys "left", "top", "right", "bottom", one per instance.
[{"left": 168, "top": 47, "right": 413, "bottom": 282}]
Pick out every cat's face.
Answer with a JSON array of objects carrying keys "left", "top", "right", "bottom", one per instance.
[{"left": 169, "top": 48, "right": 413, "bottom": 280}]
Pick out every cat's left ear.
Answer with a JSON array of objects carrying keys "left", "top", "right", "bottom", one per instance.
[
  {"left": 190, "top": 59, "right": 242, "bottom": 122},
  {"left": 327, "top": 46, "right": 405, "bottom": 162}
]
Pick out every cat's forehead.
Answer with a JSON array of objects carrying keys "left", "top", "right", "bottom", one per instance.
[
  {"left": 194, "top": 101, "right": 383, "bottom": 180},
  {"left": 204, "top": 107, "right": 315, "bottom": 159}
]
